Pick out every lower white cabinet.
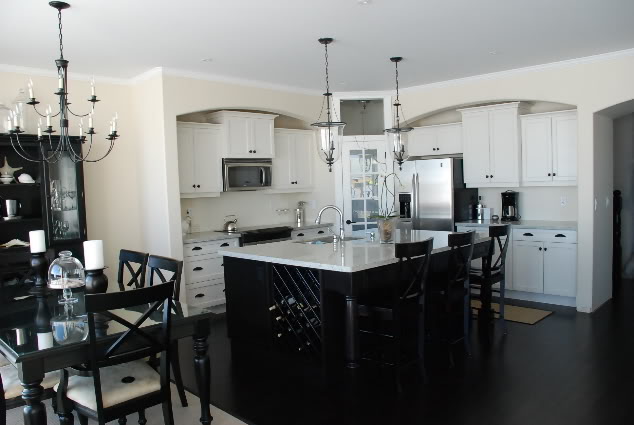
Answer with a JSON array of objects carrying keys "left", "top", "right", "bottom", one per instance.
[
  {"left": 183, "top": 238, "right": 240, "bottom": 307},
  {"left": 512, "top": 228, "right": 577, "bottom": 298},
  {"left": 272, "top": 129, "right": 314, "bottom": 191}
]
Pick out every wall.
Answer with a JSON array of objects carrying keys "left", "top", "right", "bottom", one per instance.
[
  {"left": 395, "top": 51, "right": 634, "bottom": 312},
  {"left": 478, "top": 187, "right": 577, "bottom": 221},
  {"left": 0, "top": 70, "right": 141, "bottom": 283},
  {"left": 614, "top": 114, "right": 634, "bottom": 277}
]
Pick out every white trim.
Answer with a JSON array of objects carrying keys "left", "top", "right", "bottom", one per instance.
[
  {"left": 128, "top": 67, "right": 164, "bottom": 84},
  {"left": 0, "top": 63, "right": 130, "bottom": 86},
  {"left": 400, "top": 47, "right": 634, "bottom": 93}
]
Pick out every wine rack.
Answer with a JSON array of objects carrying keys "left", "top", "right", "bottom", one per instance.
[{"left": 269, "top": 265, "right": 321, "bottom": 356}]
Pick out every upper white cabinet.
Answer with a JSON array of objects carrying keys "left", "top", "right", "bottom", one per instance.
[
  {"left": 459, "top": 102, "right": 524, "bottom": 187},
  {"left": 408, "top": 123, "right": 462, "bottom": 157},
  {"left": 521, "top": 110, "right": 577, "bottom": 186},
  {"left": 207, "top": 111, "right": 278, "bottom": 158},
  {"left": 177, "top": 122, "right": 223, "bottom": 198},
  {"left": 272, "top": 129, "right": 314, "bottom": 191}
]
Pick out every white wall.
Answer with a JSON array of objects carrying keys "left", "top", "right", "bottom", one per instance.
[
  {"left": 478, "top": 187, "right": 578, "bottom": 221},
  {"left": 614, "top": 114, "right": 634, "bottom": 277},
  {"left": 593, "top": 114, "right": 614, "bottom": 309}
]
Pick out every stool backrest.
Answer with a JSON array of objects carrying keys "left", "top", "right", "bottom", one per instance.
[
  {"left": 147, "top": 255, "right": 183, "bottom": 301},
  {"left": 448, "top": 231, "right": 475, "bottom": 286},
  {"left": 117, "top": 249, "right": 149, "bottom": 291},
  {"left": 395, "top": 237, "right": 434, "bottom": 302},
  {"left": 488, "top": 225, "right": 510, "bottom": 274}
]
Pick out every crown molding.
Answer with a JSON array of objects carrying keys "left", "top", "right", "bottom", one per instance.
[
  {"left": 0, "top": 63, "right": 130, "bottom": 86},
  {"left": 401, "top": 47, "right": 634, "bottom": 93},
  {"left": 128, "top": 67, "right": 164, "bottom": 85}
]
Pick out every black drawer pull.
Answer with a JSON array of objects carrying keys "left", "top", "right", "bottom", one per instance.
[
  {"left": 220, "top": 242, "right": 229, "bottom": 247},
  {"left": 317, "top": 230, "right": 325, "bottom": 234},
  {"left": 221, "top": 263, "right": 224, "bottom": 267},
  {"left": 539, "top": 247, "right": 542, "bottom": 251},
  {"left": 195, "top": 293, "right": 205, "bottom": 298},
  {"left": 297, "top": 233, "right": 304, "bottom": 237},
  {"left": 555, "top": 234, "right": 566, "bottom": 238},
  {"left": 193, "top": 267, "right": 203, "bottom": 271},
  {"left": 192, "top": 247, "right": 202, "bottom": 251},
  {"left": 523, "top": 233, "right": 534, "bottom": 237},
  {"left": 544, "top": 247, "right": 548, "bottom": 251}
]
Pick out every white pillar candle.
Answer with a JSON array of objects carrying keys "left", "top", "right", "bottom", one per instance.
[
  {"left": 83, "top": 240, "right": 104, "bottom": 270},
  {"left": 29, "top": 230, "right": 46, "bottom": 253},
  {"left": 37, "top": 332, "right": 54, "bottom": 349}
]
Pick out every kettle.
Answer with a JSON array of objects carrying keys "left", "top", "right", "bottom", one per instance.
[{"left": 223, "top": 215, "right": 238, "bottom": 233}]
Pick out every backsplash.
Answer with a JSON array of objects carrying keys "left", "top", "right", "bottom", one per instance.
[{"left": 477, "top": 186, "right": 578, "bottom": 221}]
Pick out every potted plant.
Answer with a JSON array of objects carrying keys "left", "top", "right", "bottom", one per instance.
[{"left": 370, "top": 173, "right": 401, "bottom": 243}]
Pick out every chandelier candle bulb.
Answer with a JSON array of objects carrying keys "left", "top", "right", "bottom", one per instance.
[
  {"left": 28, "top": 79, "right": 34, "bottom": 99},
  {"left": 88, "top": 112, "right": 93, "bottom": 129},
  {"left": 46, "top": 105, "right": 51, "bottom": 127},
  {"left": 83, "top": 240, "right": 104, "bottom": 270},
  {"left": 37, "top": 120, "right": 42, "bottom": 138},
  {"left": 29, "top": 230, "right": 46, "bottom": 254},
  {"left": 58, "top": 74, "right": 63, "bottom": 89},
  {"left": 90, "top": 76, "right": 95, "bottom": 96}
]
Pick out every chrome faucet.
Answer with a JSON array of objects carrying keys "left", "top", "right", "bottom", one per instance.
[{"left": 315, "top": 205, "right": 345, "bottom": 241}]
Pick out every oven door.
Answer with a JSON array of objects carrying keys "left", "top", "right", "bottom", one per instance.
[{"left": 223, "top": 160, "right": 272, "bottom": 191}]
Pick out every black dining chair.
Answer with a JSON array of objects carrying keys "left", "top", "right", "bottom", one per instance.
[
  {"left": 117, "top": 249, "right": 149, "bottom": 292},
  {"left": 358, "top": 238, "right": 434, "bottom": 388},
  {"left": 146, "top": 255, "right": 187, "bottom": 408},
  {"left": 0, "top": 364, "right": 58, "bottom": 425},
  {"left": 55, "top": 282, "right": 176, "bottom": 425},
  {"left": 470, "top": 224, "right": 510, "bottom": 334}
]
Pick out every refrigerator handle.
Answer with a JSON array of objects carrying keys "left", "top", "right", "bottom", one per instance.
[{"left": 412, "top": 173, "right": 418, "bottom": 222}]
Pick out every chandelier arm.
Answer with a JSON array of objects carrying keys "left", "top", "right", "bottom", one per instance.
[
  {"left": 66, "top": 106, "right": 91, "bottom": 118},
  {"left": 31, "top": 103, "right": 62, "bottom": 119},
  {"left": 65, "top": 135, "right": 92, "bottom": 161},
  {"left": 80, "top": 140, "right": 115, "bottom": 163},
  {"left": 39, "top": 132, "right": 66, "bottom": 162},
  {"left": 39, "top": 143, "right": 62, "bottom": 164},
  {"left": 8, "top": 134, "right": 41, "bottom": 163}
]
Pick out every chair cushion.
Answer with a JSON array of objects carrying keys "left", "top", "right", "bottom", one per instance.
[
  {"left": 0, "top": 354, "right": 9, "bottom": 367},
  {"left": 55, "top": 360, "right": 161, "bottom": 410},
  {"left": 1, "top": 365, "right": 58, "bottom": 399}
]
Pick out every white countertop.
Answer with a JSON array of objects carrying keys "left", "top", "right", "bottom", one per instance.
[
  {"left": 456, "top": 220, "right": 577, "bottom": 231},
  {"left": 219, "top": 230, "right": 489, "bottom": 273}
]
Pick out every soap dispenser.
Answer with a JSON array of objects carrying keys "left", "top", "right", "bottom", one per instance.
[{"left": 296, "top": 201, "right": 307, "bottom": 226}]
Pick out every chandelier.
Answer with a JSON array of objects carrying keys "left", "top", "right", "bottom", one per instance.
[
  {"left": 385, "top": 57, "right": 412, "bottom": 170},
  {"left": 311, "top": 38, "right": 345, "bottom": 172},
  {"left": 6, "top": 1, "right": 119, "bottom": 163}
]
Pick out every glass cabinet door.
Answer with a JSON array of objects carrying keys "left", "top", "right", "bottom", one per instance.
[
  {"left": 342, "top": 140, "right": 388, "bottom": 234},
  {"left": 46, "top": 151, "right": 83, "bottom": 242}
]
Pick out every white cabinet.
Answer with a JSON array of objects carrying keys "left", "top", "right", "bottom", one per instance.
[
  {"left": 177, "top": 122, "right": 223, "bottom": 197},
  {"left": 272, "top": 129, "right": 314, "bottom": 191},
  {"left": 459, "top": 102, "right": 523, "bottom": 187},
  {"left": 207, "top": 111, "right": 277, "bottom": 158},
  {"left": 408, "top": 123, "right": 462, "bottom": 157},
  {"left": 521, "top": 110, "right": 577, "bottom": 186},
  {"left": 512, "top": 228, "right": 577, "bottom": 298}
]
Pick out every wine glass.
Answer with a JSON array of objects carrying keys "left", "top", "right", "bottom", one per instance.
[{"left": 67, "top": 190, "right": 76, "bottom": 210}]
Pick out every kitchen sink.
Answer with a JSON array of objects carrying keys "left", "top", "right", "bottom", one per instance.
[{"left": 294, "top": 236, "right": 365, "bottom": 245}]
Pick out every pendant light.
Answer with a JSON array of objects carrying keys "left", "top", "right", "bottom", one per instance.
[
  {"left": 385, "top": 57, "right": 413, "bottom": 170},
  {"left": 311, "top": 38, "right": 346, "bottom": 172}
]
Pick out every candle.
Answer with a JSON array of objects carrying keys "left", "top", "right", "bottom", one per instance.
[
  {"left": 37, "top": 119, "right": 42, "bottom": 138},
  {"left": 13, "top": 110, "right": 18, "bottom": 128},
  {"left": 88, "top": 112, "right": 93, "bottom": 129},
  {"left": 91, "top": 76, "right": 95, "bottom": 96},
  {"left": 78, "top": 119, "right": 83, "bottom": 137},
  {"left": 29, "top": 230, "right": 46, "bottom": 253},
  {"left": 58, "top": 74, "right": 63, "bottom": 89},
  {"left": 109, "top": 122, "right": 113, "bottom": 135},
  {"left": 112, "top": 113, "right": 118, "bottom": 132},
  {"left": 37, "top": 332, "right": 54, "bottom": 349},
  {"left": 46, "top": 105, "right": 51, "bottom": 127},
  {"left": 83, "top": 240, "right": 104, "bottom": 270},
  {"left": 28, "top": 78, "right": 34, "bottom": 98}
]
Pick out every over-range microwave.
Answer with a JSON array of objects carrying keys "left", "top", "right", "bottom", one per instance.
[{"left": 222, "top": 159, "right": 272, "bottom": 191}]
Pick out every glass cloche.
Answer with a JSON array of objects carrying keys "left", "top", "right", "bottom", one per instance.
[
  {"left": 48, "top": 251, "right": 85, "bottom": 304},
  {"left": 51, "top": 304, "right": 88, "bottom": 345}
]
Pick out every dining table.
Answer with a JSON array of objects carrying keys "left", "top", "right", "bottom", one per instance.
[{"left": 0, "top": 288, "right": 217, "bottom": 425}]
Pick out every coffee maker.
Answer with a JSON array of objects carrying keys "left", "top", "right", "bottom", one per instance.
[
  {"left": 398, "top": 193, "right": 412, "bottom": 218},
  {"left": 501, "top": 190, "right": 519, "bottom": 221}
]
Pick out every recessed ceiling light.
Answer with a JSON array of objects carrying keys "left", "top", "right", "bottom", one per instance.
[
  {"left": 201, "top": 58, "right": 213, "bottom": 62},
  {"left": 358, "top": 0, "right": 370, "bottom": 5},
  {"left": 489, "top": 51, "right": 498, "bottom": 55}
]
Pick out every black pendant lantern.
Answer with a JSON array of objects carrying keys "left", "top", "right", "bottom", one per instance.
[
  {"left": 311, "top": 38, "right": 346, "bottom": 172},
  {"left": 385, "top": 57, "right": 413, "bottom": 170}
]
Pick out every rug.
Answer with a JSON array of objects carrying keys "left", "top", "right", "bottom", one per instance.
[
  {"left": 6, "top": 383, "right": 246, "bottom": 425},
  {"left": 471, "top": 299, "right": 553, "bottom": 325}
]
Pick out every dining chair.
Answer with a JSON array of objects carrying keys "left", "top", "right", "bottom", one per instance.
[
  {"left": 358, "top": 238, "right": 434, "bottom": 389},
  {"left": 470, "top": 224, "right": 510, "bottom": 334},
  {"left": 55, "top": 281, "right": 176, "bottom": 425},
  {"left": 146, "top": 255, "right": 187, "bottom": 408},
  {"left": 117, "top": 249, "right": 149, "bottom": 292},
  {"left": 0, "top": 365, "right": 58, "bottom": 425}
]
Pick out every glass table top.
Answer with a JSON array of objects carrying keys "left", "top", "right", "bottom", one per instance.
[{"left": 0, "top": 291, "right": 215, "bottom": 361}]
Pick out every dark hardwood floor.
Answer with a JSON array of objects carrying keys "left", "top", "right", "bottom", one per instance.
[{"left": 180, "top": 282, "right": 634, "bottom": 425}]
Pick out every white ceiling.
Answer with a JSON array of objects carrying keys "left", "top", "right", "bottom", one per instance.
[{"left": 4, "top": 0, "right": 634, "bottom": 92}]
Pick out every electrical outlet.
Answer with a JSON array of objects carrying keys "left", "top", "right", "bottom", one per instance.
[
  {"left": 186, "top": 208, "right": 192, "bottom": 217},
  {"left": 560, "top": 197, "right": 567, "bottom": 207}
]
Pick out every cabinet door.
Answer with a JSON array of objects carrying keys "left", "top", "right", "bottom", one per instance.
[
  {"left": 177, "top": 126, "right": 195, "bottom": 194},
  {"left": 251, "top": 119, "right": 275, "bottom": 157},
  {"left": 293, "top": 132, "right": 313, "bottom": 189},
  {"left": 543, "top": 242, "right": 576, "bottom": 297},
  {"left": 461, "top": 111, "right": 490, "bottom": 185},
  {"left": 512, "top": 241, "right": 544, "bottom": 293},
  {"left": 193, "top": 127, "right": 222, "bottom": 193},
  {"left": 436, "top": 124, "right": 462, "bottom": 155},
  {"left": 489, "top": 108, "right": 519, "bottom": 184},
  {"left": 522, "top": 116, "right": 553, "bottom": 182},
  {"left": 552, "top": 113, "right": 577, "bottom": 182},
  {"left": 272, "top": 132, "right": 294, "bottom": 189},
  {"left": 225, "top": 116, "right": 251, "bottom": 157},
  {"left": 408, "top": 127, "right": 437, "bottom": 156}
]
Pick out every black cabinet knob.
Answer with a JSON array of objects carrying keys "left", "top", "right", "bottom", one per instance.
[
  {"left": 548, "top": 173, "right": 551, "bottom": 176},
  {"left": 539, "top": 247, "right": 542, "bottom": 251},
  {"left": 490, "top": 175, "right": 493, "bottom": 178},
  {"left": 523, "top": 233, "right": 534, "bottom": 236},
  {"left": 544, "top": 247, "right": 548, "bottom": 251},
  {"left": 220, "top": 242, "right": 229, "bottom": 247},
  {"left": 197, "top": 184, "right": 200, "bottom": 188},
  {"left": 192, "top": 247, "right": 202, "bottom": 251},
  {"left": 317, "top": 230, "right": 325, "bottom": 234},
  {"left": 249, "top": 150, "right": 253, "bottom": 153},
  {"left": 553, "top": 173, "right": 556, "bottom": 176},
  {"left": 193, "top": 267, "right": 203, "bottom": 271},
  {"left": 195, "top": 293, "right": 205, "bottom": 298},
  {"left": 485, "top": 175, "right": 489, "bottom": 178},
  {"left": 253, "top": 150, "right": 257, "bottom": 153},
  {"left": 297, "top": 233, "right": 305, "bottom": 237},
  {"left": 192, "top": 184, "right": 196, "bottom": 188}
]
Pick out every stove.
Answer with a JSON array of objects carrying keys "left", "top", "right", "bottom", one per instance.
[{"left": 215, "top": 226, "right": 293, "bottom": 246}]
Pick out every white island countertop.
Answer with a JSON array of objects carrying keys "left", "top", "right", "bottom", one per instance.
[{"left": 219, "top": 230, "right": 490, "bottom": 273}]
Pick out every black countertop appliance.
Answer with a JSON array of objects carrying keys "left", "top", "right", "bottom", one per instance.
[{"left": 501, "top": 190, "right": 519, "bottom": 221}]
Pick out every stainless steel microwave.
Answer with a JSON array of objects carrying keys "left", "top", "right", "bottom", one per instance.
[{"left": 222, "top": 159, "right": 272, "bottom": 191}]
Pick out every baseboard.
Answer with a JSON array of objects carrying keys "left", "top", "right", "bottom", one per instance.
[{"left": 505, "top": 290, "right": 576, "bottom": 307}]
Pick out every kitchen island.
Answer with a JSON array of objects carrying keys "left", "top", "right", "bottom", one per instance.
[{"left": 220, "top": 230, "right": 491, "bottom": 370}]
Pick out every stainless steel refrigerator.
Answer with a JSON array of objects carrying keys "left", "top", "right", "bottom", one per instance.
[{"left": 396, "top": 158, "right": 478, "bottom": 231}]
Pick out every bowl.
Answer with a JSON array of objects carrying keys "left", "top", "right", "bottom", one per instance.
[{"left": 0, "top": 176, "right": 13, "bottom": 185}]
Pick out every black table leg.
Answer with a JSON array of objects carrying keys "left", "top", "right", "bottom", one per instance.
[
  {"left": 344, "top": 295, "right": 360, "bottom": 369},
  {"left": 21, "top": 379, "right": 46, "bottom": 425},
  {"left": 194, "top": 319, "right": 213, "bottom": 425}
]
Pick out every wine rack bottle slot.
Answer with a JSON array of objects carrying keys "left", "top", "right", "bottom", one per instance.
[{"left": 270, "top": 264, "right": 321, "bottom": 356}]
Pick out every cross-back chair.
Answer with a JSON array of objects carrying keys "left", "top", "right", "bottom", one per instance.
[{"left": 117, "top": 250, "right": 149, "bottom": 292}]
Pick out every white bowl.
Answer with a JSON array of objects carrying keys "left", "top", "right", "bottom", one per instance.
[{"left": 0, "top": 176, "right": 13, "bottom": 184}]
